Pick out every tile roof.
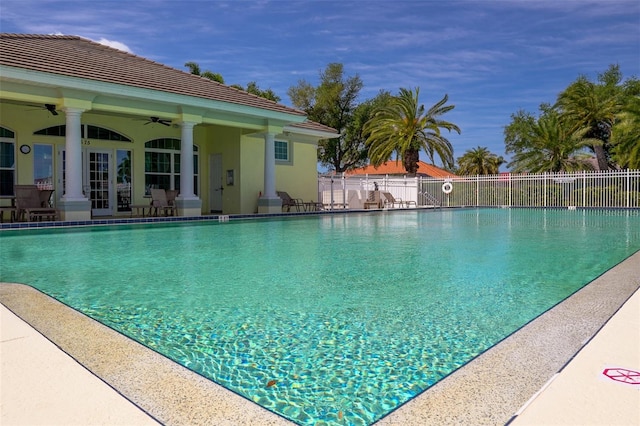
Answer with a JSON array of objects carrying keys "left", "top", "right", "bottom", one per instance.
[
  {"left": 288, "top": 120, "right": 338, "bottom": 134},
  {"left": 0, "top": 33, "right": 307, "bottom": 118},
  {"left": 347, "top": 160, "right": 457, "bottom": 178}
]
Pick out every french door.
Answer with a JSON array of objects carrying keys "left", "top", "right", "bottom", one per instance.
[
  {"left": 86, "top": 149, "right": 113, "bottom": 216},
  {"left": 58, "top": 148, "right": 114, "bottom": 217}
]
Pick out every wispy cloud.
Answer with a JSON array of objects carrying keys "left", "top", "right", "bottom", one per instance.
[
  {"left": 1, "top": 0, "right": 638, "bottom": 162},
  {"left": 95, "top": 38, "right": 132, "bottom": 53}
]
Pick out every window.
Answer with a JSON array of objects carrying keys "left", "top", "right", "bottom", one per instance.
[
  {"left": 33, "top": 144, "right": 54, "bottom": 189},
  {"left": 34, "top": 125, "right": 131, "bottom": 142},
  {"left": 275, "top": 140, "right": 289, "bottom": 162},
  {"left": 144, "top": 138, "right": 198, "bottom": 196},
  {"left": 0, "top": 127, "right": 16, "bottom": 196}
]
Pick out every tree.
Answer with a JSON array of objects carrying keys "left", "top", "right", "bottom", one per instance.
[
  {"left": 611, "top": 94, "right": 640, "bottom": 169},
  {"left": 457, "top": 146, "right": 504, "bottom": 175},
  {"left": 506, "top": 108, "right": 598, "bottom": 173},
  {"left": 288, "top": 63, "right": 366, "bottom": 172},
  {"left": 364, "top": 87, "right": 460, "bottom": 175},
  {"left": 241, "top": 81, "right": 280, "bottom": 102},
  {"left": 185, "top": 61, "right": 225, "bottom": 83},
  {"left": 555, "top": 65, "right": 633, "bottom": 170},
  {"left": 185, "top": 62, "right": 281, "bottom": 101}
]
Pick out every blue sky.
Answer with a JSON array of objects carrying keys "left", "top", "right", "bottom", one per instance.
[{"left": 1, "top": 0, "right": 639, "bottom": 170}]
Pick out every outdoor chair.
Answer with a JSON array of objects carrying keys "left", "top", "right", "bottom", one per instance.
[
  {"left": 277, "top": 191, "right": 304, "bottom": 212},
  {"left": 166, "top": 189, "right": 179, "bottom": 206},
  {"left": 14, "top": 185, "right": 58, "bottom": 221},
  {"left": 151, "top": 188, "right": 176, "bottom": 217},
  {"left": 381, "top": 191, "right": 404, "bottom": 208},
  {"left": 382, "top": 191, "right": 417, "bottom": 208}
]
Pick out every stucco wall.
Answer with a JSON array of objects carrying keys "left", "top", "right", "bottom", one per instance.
[{"left": 275, "top": 141, "right": 319, "bottom": 202}]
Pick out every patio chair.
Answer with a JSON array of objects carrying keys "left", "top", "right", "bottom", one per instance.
[
  {"left": 381, "top": 191, "right": 404, "bottom": 208},
  {"left": 14, "top": 185, "right": 58, "bottom": 221},
  {"left": 166, "top": 189, "right": 179, "bottom": 206},
  {"left": 150, "top": 188, "right": 176, "bottom": 216},
  {"left": 277, "top": 191, "right": 304, "bottom": 212},
  {"left": 382, "top": 191, "right": 417, "bottom": 208}
]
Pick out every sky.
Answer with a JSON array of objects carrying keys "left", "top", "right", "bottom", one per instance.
[{"left": 1, "top": 0, "right": 639, "bottom": 170}]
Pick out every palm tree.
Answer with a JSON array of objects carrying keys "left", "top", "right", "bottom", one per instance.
[
  {"left": 509, "top": 111, "right": 598, "bottom": 173},
  {"left": 555, "top": 66, "right": 625, "bottom": 170},
  {"left": 457, "top": 146, "right": 504, "bottom": 175},
  {"left": 184, "top": 61, "right": 202, "bottom": 76},
  {"left": 611, "top": 95, "right": 640, "bottom": 169},
  {"left": 184, "top": 61, "right": 225, "bottom": 83},
  {"left": 364, "top": 87, "right": 460, "bottom": 175}
]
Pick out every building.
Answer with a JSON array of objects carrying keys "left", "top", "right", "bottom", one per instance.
[
  {"left": 0, "top": 34, "right": 337, "bottom": 220},
  {"left": 346, "top": 160, "right": 456, "bottom": 178}
]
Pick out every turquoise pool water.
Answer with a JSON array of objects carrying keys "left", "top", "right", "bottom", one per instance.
[{"left": 1, "top": 208, "right": 639, "bottom": 425}]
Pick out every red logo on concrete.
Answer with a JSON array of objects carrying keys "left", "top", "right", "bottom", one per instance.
[{"left": 602, "top": 368, "right": 640, "bottom": 385}]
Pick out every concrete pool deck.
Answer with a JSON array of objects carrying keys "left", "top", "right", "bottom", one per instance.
[{"left": 1, "top": 251, "right": 639, "bottom": 425}]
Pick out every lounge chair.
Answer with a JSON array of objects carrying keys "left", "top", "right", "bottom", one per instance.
[
  {"left": 277, "top": 191, "right": 303, "bottom": 212},
  {"left": 150, "top": 188, "right": 176, "bottom": 216},
  {"left": 14, "top": 185, "right": 58, "bottom": 221},
  {"left": 381, "top": 191, "right": 416, "bottom": 208}
]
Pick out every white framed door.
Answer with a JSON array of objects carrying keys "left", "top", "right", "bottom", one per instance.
[
  {"left": 58, "top": 147, "right": 113, "bottom": 216},
  {"left": 86, "top": 149, "right": 113, "bottom": 216},
  {"left": 209, "top": 154, "right": 223, "bottom": 213}
]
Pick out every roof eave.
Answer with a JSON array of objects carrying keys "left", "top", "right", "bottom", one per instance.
[{"left": 0, "top": 65, "right": 307, "bottom": 124}]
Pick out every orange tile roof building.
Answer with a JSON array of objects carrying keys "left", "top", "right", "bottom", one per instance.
[{"left": 346, "top": 161, "right": 457, "bottom": 178}]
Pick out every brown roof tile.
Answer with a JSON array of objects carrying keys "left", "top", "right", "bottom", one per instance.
[
  {"left": 289, "top": 120, "right": 338, "bottom": 134},
  {"left": 0, "top": 33, "right": 307, "bottom": 118}
]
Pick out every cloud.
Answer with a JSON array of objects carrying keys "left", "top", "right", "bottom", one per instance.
[{"left": 95, "top": 38, "right": 133, "bottom": 53}]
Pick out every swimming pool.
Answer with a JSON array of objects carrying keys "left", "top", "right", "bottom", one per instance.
[{"left": 1, "top": 208, "right": 639, "bottom": 425}]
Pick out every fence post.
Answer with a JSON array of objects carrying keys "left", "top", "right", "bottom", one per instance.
[
  {"left": 543, "top": 172, "right": 547, "bottom": 207},
  {"left": 341, "top": 172, "right": 346, "bottom": 209},
  {"left": 508, "top": 173, "right": 512, "bottom": 207},
  {"left": 626, "top": 169, "right": 630, "bottom": 208},
  {"left": 582, "top": 171, "right": 586, "bottom": 207},
  {"left": 330, "top": 176, "right": 334, "bottom": 210}
]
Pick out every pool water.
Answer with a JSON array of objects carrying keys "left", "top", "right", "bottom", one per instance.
[{"left": 1, "top": 208, "right": 639, "bottom": 425}]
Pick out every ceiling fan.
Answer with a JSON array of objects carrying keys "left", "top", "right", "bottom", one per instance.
[
  {"left": 142, "top": 116, "right": 172, "bottom": 126},
  {"left": 27, "top": 104, "right": 59, "bottom": 115}
]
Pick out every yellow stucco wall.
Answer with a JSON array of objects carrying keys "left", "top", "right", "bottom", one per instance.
[{"left": 275, "top": 141, "right": 319, "bottom": 202}]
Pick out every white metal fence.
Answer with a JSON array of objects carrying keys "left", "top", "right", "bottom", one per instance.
[{"left": 318, "top": 170, "right": 640, "bottom": 209}]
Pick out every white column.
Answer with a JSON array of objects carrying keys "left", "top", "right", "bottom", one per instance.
[
  {"left": 263, "top": 132, "right": 276, "bottom": 197},
  {"left": 178, "top": 121, "right": 196, "bottom": 199},
  {"left": 62, "top": 107, "right": 85, "bottom": 200}
]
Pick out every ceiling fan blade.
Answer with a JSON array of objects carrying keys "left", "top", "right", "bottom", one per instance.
[
  {"left": 45, "top": 104, "right": 58, "bottom": 115},
  {"left": 159, "top": 120, "right": 171, "bottom": 126}
]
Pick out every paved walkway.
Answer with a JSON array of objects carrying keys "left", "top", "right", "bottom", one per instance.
[
  {"left": 511, "top": 287, "right": 640, "bottom": 425},
  {"left": 1, "top": 305, "right": 159, "bottom": 425}
]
